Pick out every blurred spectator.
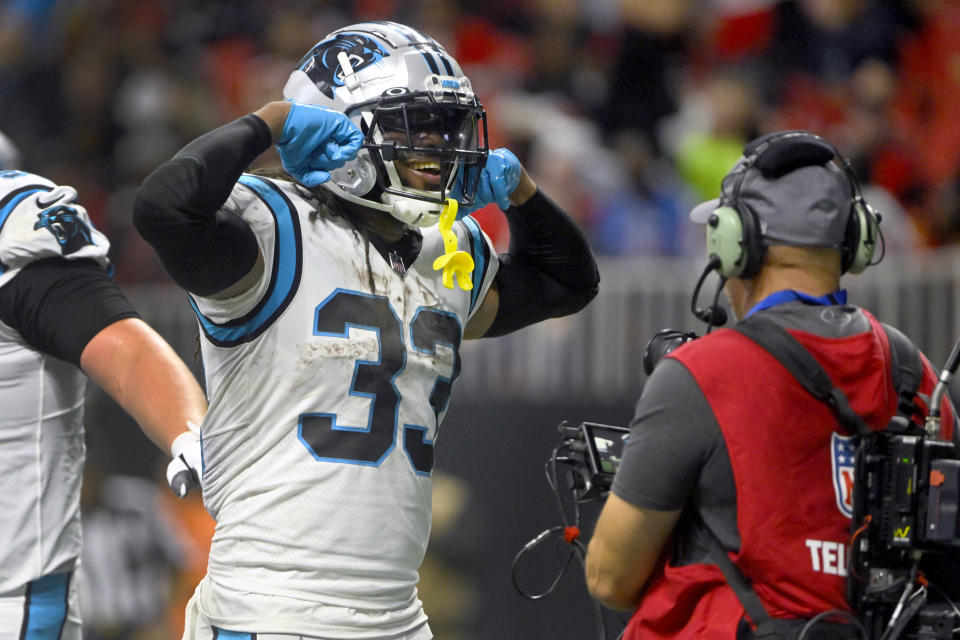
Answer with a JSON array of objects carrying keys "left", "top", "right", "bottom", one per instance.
[
  {"left": 0, "top": 3, "right": 949, "bottom": 639},
  {"left": 888, "top": 0, "right": 960, "bottom": 245},
  {"left": 598, "top": 1, "right": 696, "bottom": 150},
  {"left": 2, "top": 0, "right": 952, "bottom": 262},
  {"left": 590, "top": 130, "right": 699, "bottom": 256},
  {"left": 664, "top": 68, "right": 760, "bottom": 202},
  {"left": 79, "top": 468, "right": 194, "bottom": 640}
]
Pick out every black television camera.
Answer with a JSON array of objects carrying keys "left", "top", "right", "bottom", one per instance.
[
  {"left": 555, "top": 421, "right": 631, "bottom": 501},
  {"left": 848, "top": 404, "right": 960, "bottom": 638}
]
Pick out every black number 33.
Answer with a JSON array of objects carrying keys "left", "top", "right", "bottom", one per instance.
[{"left": 297, "top": 289, "right": 462, "bottom": 476}]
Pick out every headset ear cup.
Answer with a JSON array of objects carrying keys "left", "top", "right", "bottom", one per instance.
[
  {"left": 706, "top": 205, "right": 747, "bottom": 278},
  {"left": 737, "top": 202, "right": 766, "bottom": 278},
  {"left": 845, "top": 201, "right": 877, "bottom": 274}
]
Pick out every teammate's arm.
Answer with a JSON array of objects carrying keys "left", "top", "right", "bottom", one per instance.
[
  {"left": 80, "top": 318, "right": 207, "bottom": 452},
  {"left": 0, "top": 258, "right": 207, "bottom": 455},
  {"left": 463, "top": 165, "right": 599, "bottom": 339}
]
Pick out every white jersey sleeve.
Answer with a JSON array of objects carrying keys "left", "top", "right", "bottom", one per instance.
[
  {"left": 0, "top": 171, "right": 111, "bottom": 289},
  {"left": 189, "top": 177, "right": 501, "bottom": 329}
]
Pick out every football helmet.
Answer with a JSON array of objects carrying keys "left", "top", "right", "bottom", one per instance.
[
  {"left": 0, "top": 130, "right": 21, "bottom": 170},
  {"left": 283, "top": 21, "right": 489, "bottom": 227}
]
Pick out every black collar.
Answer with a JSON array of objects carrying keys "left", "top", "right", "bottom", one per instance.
[
  {"left": 330, "top": 195, "right": 424, "bottom": 278},
  {"left": 365, "top": 226, "right": 423, "bottom": 278}
]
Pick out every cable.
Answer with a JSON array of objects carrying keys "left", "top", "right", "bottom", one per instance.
[
  {"left": 797, "top": 609, "right": 866, "bottom": 640},
  {"left": 880, "top": 555, "right": 922, "bottom": 640},
  {"left": 690, "top": 256, "right": 728, "bottom": 331},
  {"left": 510, "top": 525, "right": 578, "bottom": 600},
  {"left": 872, "top": 220, "right": 886, "bottom": 269},
  {"left": 926, "top": 580, "right": 960, "bottom": 622},
  {"left": 512, "top": 442, "right": 613, "bottom": 639}
]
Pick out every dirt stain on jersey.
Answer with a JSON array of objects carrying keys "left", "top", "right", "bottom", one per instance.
[
  {"left": 409, "top": 272, "right": 442, "bottom": 309},
  {"left": 292, "top": 333, "right": 382, "bottom": 392}
]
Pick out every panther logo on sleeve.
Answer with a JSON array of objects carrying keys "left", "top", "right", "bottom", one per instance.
[
  {"left": 33, "top": 204, "right": 95, "bottom": 255},
  {"left": 299, "top": 33, "right": 388, "bottom": 99}
]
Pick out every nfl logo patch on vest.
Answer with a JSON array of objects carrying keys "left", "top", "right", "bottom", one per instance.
[
  {"left": 389, "top": 250, "right": 406, "bottom": 277},
  {"left": 831, "top": 432, "right": 858, "bottom": 518}
]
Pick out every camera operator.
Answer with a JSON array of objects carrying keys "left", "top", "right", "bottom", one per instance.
[{"left": 584, "top": 131, "right": 958, "bottom": 639}]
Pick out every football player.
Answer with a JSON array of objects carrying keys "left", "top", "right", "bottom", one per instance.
[
  {"left": 133, "top": 20, "right": 599, "bottom": 640},
  {"left": 0, "top": 163, "right": 207, "bottom": 636}
]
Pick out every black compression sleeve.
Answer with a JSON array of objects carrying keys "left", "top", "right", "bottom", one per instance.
[
  {"left": 0, "top": 258, "right": 139, "bottom": 367},
  {"left": 485, "top": 189, "right": 600, "bottom": 337},
  {"left": 133, "top": 114, "right": 272, "bottom": 296}
]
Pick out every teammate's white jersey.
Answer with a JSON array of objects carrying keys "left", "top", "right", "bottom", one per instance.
[
  {"left": 0, "top": 170, "right": 111, "bottom": 595},
  {"left": 190, "top": 175, "right": 498, "bottom": 638}
]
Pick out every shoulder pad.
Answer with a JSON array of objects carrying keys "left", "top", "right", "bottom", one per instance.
[
  {"left": 0, "top": 170, "right": 56, "bottom": 195},
  {"left": 0, "top": 173, "right": 111, "bottom": 287}
]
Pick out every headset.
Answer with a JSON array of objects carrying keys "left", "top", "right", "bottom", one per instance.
[{"left": 705, "top": 130, "right": 881, "bottom": 279}]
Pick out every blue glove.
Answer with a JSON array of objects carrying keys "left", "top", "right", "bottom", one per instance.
[
  {"left": 276, "top": 101, "right": 364, "bottom": 188},
  {"left": 449, "top": 148, "right": 521, "bottom": 218}
]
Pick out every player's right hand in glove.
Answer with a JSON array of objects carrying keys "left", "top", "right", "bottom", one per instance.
[
  {"left": 167, "top": 420, "right": 203, "bottom": 498},
  {"left": 275, "top": 100, "right": 364, "bottom": 187}
]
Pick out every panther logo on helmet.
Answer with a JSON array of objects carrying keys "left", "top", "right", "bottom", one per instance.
[
  {"left": 300, "top": 33, "right": 388, "bottom": 100},
  {"left": 34, "top": 205, "right": 94, "bottom": 255}
]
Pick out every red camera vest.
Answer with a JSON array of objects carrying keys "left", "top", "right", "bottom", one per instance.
[{"left": 623, "top": 311, "right": 953, "bottom": 639}]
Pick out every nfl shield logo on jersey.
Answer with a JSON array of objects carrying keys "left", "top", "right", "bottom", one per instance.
[{"left": 831, "top": 432, "right": 859, "bottom": 518}]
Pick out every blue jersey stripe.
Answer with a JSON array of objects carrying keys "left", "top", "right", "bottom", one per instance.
[
  {"left": 212, "top": 628, "right": 254, "bottom": 640},
  {"left": 0, "top": 187, "right": 45, "bottom": 229},
  {"left": 190, "top": 175, "right": 302, "bottom": 347},
  {"left": 459, "top": 217, "right": 489, "bottom": 313},
  {"left": 21, "top": 572, "right": 70, "bottom": 639}
]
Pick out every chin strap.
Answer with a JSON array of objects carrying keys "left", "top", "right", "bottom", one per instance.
[{"left": 432, "top": 198, "right": 474, "bottom": 290}]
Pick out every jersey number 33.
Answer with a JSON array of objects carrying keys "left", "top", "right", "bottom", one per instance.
[{"left": 297, "top": 289, "right": 462, "bottom": 477}]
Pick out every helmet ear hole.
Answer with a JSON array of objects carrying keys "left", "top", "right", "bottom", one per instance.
[{"left": 328, "top": 151, "right": 377, "bottom": 197}]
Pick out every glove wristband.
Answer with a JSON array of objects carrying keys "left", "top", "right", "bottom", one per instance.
[{"left": 170, "top": 430, "right": 199, "bottom": 458}]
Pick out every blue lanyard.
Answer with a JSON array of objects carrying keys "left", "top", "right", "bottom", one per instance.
[{"left": 745, "top": 289, "right": 848, "bottom": 318}]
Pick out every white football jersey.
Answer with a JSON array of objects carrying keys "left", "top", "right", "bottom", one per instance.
[
  {"left": 190, "top": 175, "right": 498, "bottom": 638},
  {"left": 0, "top": 170, "right": 111, "bottom": 595}
]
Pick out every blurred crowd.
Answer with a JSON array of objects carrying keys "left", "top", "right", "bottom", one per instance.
[
  {"left": 4, "top": 1, "right": 960, "bottom": 637},
  {"left": 2, "top": 0, "right": 960, "bottom": 278}
]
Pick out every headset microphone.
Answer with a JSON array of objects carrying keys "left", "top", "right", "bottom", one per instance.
[
  {"left": 694, "top": 302, "right": 727, "bottom": 328},
  {"left": 690, "top": 256, "right": 728, "bottom": 330}
]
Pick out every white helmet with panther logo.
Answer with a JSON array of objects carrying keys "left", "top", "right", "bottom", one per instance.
[{"left": 283, "top": 21, "right": 489, "bottom": 227}]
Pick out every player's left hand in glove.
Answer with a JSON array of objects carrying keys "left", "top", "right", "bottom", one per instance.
[
  {"left": 276, "top": 101, "right": 364, "bottom": 187},
  {"left": 449, "top": 148, "right": 522, "bottom": 218},
  {"left": 167, "top": 420, "right": 203, "bottom": 499}
]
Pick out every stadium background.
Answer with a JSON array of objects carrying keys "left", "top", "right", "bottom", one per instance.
[{"left": 4, "top": 0, "right": 960, "bottom": 638}]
